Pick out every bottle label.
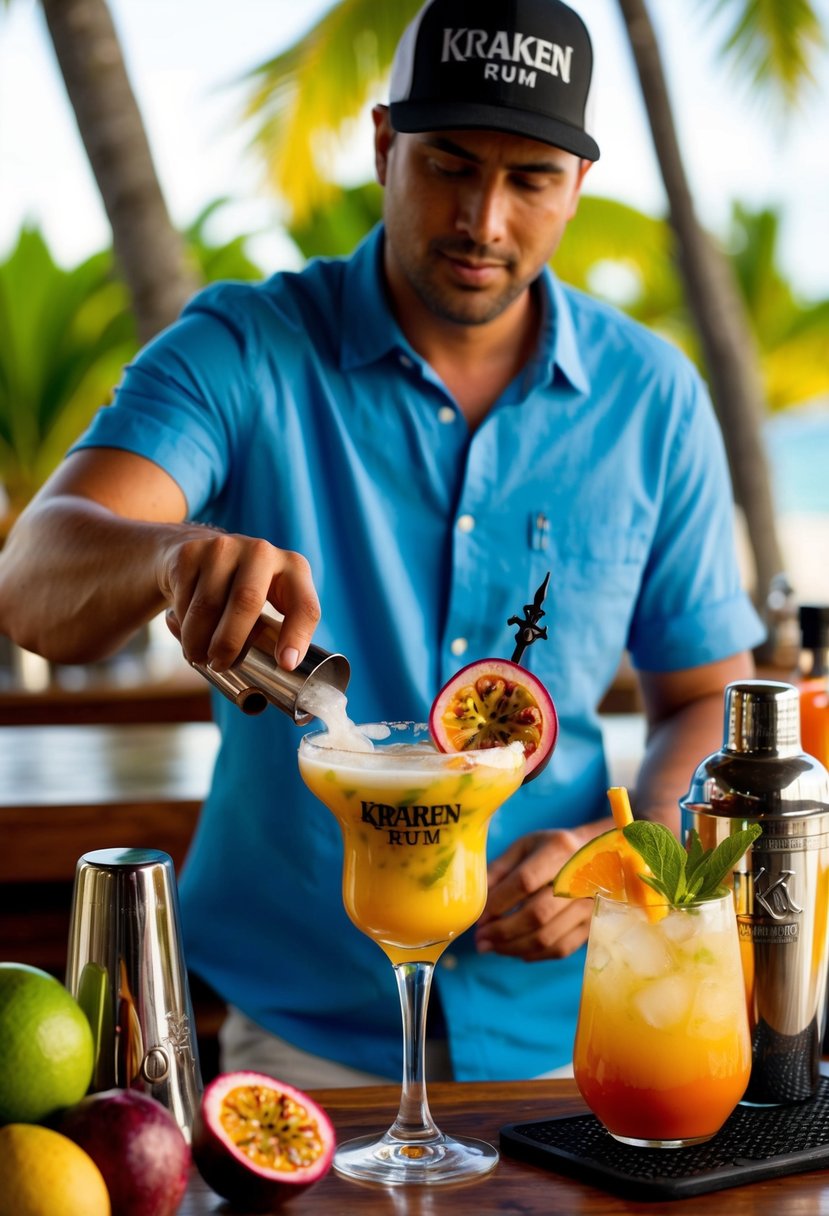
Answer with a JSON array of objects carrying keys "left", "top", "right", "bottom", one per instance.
[{"left": 739, "top": 919, "right": 799, "bottom": 943}]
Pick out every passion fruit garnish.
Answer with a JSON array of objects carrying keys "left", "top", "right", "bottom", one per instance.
[
  {"left": 429, "top": 657, "right": 558, "bottom": 783},
  {"left": 191, "top": 1071, "right": 335, "bottom": 1211}
]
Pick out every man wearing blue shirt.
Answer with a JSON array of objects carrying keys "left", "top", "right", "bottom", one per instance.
[{"left": 0, "top": 0, "right": 763, "bottom": 1085}]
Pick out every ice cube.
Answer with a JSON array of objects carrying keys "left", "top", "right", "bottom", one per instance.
[
  {"left": 660, "top": 909, "right": 698, "bottom": 944},
  {"left": 690, "top": 976, "right": 736, "bottom": 1036},
  {"left": 632, "top": 975, "right": 693, "bottom": 1029},
  {"left": 616, "top": 922, "right": 672, "bottom": 978},
  {"left": 587, "top": 941, "right": 612, "bottom": 974}
]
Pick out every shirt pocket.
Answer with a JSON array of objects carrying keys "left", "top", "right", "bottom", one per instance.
[{"left": 527, "top": 518, "right": 651, "bottom": 674}]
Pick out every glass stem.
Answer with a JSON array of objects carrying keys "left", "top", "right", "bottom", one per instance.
[{"left": 388, "top": 961, "right": 442, "bottom": 1144}]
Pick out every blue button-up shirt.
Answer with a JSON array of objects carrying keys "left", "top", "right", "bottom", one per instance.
[{"left": 75, "top": 225, "right": 764, "bottom": 1079}]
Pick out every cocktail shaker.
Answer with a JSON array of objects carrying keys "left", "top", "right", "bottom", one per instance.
[
  {"left": 65, "top": 848, "right": 203, "bottom": 1140},
  {"left": 184, "top": 608, "right": 350, "bottom": 721},
  {"left": 680, "top": 680, "right": 829, "bottom": 1105}
]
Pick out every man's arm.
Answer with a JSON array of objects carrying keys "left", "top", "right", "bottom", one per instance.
[
  {"left": 475, "top": 651, "right": 755, "bottom": 962},
  {"left": 635, "top": 650, "right": 756, "bottom": 829},
  {"left": 0, "top": 448, "right": 320, "bottom": 671}
]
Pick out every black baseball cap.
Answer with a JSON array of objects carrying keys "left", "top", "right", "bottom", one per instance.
[{"left": 389, "top": 0, "right": 600, "bottom": 161}]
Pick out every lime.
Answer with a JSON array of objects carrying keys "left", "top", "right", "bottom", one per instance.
[
  {"left": 0, "top": 1123, "right": 110, "bottom": 1216},
  {"left": 0, "top": 963, "right": 94, "bottom": 1124}
]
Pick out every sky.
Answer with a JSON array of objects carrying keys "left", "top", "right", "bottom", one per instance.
[{"left": 2, "top": 0, "right": 829, "bottom": 300}]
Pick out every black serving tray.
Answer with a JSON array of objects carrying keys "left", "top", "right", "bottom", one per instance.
[{"left": 500, "top": 1076, "right": 829, "bottom": 1200}]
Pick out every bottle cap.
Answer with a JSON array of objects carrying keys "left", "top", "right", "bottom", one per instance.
[{"left": 799, "top": 604, "right": 829, "bottom": 650}]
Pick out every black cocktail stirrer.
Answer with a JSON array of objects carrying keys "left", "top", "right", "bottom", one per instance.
[{"left": 508, "top": 572, "right": 551, "bottom": 665}]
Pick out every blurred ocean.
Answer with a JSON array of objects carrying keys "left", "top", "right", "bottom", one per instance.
[
  {"left": 765, "top": 405, "right": 829, "bottom": 516},
  {"left": 755, "top": 403, "right": 829, "bottom": 603}
]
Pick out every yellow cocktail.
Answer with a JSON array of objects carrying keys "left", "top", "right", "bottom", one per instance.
[
  {"left": 299, "top": 733, "right": 523, "bottom": 965},
  {"left": 298, "top": 721, "right": 525, "bottom": 1185}
]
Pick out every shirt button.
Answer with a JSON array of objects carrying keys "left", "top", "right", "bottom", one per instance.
[
  {"left": 457, "top": 514, "right": 475, "bottom": 533},
  {"left": 450, "top": 638, "right": 468, "bottom": 657},
  {"left": 438, "top": 406, "right": 456, "bottom": 424},
  {"left": 441, "top": 953, "right": 459, "bottom": 971},
  {"left": 399, "top": 354, "right": 414, "bottom": 369}
]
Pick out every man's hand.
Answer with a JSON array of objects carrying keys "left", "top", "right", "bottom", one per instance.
[
  {"left": 475, "top": 828, "right": 597, "bottom": 962},
  {"left": 159, "top": 528, "right": 320, "bottom": 672},
  {"left": 0, "top": 448, "right": 322, "bottom": 670}
]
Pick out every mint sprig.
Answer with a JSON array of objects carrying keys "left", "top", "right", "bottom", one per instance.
[{"left": 622, "top": 821, "right": 762, "bottom": 907}]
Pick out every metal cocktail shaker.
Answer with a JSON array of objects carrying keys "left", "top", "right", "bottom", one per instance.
[
  {"left": 680, "top": 680, "right": 829, "bottom": 1105},
  {"left": 65, "top": 848, "right": 203, "bottom": 1140},
  {"left": 184, "top": 608, "right": 350, "bottom": 721}
]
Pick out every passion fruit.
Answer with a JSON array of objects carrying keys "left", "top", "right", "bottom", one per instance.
[
  {"left": 191, "top": 1071, "right": 335, "bottom": 1211},
  {"left": 429, "top": 657, "right": 558, "bottom": 783}
]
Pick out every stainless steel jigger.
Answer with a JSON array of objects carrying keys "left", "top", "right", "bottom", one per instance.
[
  {"left": 65, "top": 848, "right": 203, "bottom": 1141},
  {"left": 183, "top": 609, "right": 350, "bottom": 720},
  {"left": 681, "top": 681, "right": 829, "bottom": 1105}
]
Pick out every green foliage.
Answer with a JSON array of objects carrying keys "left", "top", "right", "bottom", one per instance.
[
  {"left": 698, "top": 0, "right": 826, "bottom": 106},
  {"left": 183, "top": 199, "right": 265, "bottom": 283},
  {"left": 725, "top": 203, "right": 829, "bottom": 409},
  {"left": 555, "top": 196, "right": 686, "bottom": 345},
  {"left": 0, "top": 228, "right": 137, "bottom": 512},
  {"left": 289, "top": 182, "right": 382, "bottom": 260},
  {"left": 622, "top": 821, "right": 762, "bottom": 906},
  {"left": 0, "top": 209, "right": 267, "bottom": 515}
]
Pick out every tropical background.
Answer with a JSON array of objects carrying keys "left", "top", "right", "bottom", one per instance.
[{"left": 1, "top": 0, "right": 828, "bottom": 672}]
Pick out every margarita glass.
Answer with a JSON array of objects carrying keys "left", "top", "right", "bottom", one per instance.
[
  {"left": 298, "top": 720, "right": 525, "bottom": 1185},
  {"left": 573, "top": 891, "right": 751, "bottom": 1148}
]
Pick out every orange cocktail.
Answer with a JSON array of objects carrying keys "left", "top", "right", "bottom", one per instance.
[{"left": 574, "top": 891, "right": 751, "bottom": 1148}]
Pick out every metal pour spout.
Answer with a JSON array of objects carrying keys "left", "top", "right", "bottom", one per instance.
[{"left": 183, "top": 610, "right": 350, "bottom": 723}]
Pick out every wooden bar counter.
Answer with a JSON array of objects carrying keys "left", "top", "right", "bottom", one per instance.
[
  {"left": 0, "top": 721, "right": 219, "bottom": 885},
  {"left": 180, "top": 1078, "right": 829, "bottom": 1214}
]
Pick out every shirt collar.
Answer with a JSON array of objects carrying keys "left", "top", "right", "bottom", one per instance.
[
  {"left": 341, "top": 226, "right": 408, "bottom": 370},
  {"left": 341, "top": 224, "right": 590, "bottom": 397}
]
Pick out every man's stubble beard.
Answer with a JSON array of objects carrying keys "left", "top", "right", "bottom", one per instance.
[
  {"left": 407, "top": 264, "right": 529, "bottom": 327},
  {"left": 387, "top": 227, "right": 533, "bottom": 328}
]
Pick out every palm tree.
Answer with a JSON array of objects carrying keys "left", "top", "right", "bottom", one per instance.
[
  {"left": 32, "top": 0, "right": 198, "bottom": 342},
  {"left": 613, "top": 0, "right": 823, "bottom": 611},
  {"left": 241, "top": 0, "right": 826, "bottom": 603}
]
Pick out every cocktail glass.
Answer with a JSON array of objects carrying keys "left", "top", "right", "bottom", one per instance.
[
  {"left": 573, "top": 891, "right": 751, "bottom": 1148},
  {"left": 298, "top": 721, "right": 525, "bottom": 1185}
]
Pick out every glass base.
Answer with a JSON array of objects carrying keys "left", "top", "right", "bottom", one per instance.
[
  {"left": 333, "top": 1130, "right": 499, "bottom": 1185},
  {"left": 609, "top": 1130, "right": 716, "bottom": 1150}
]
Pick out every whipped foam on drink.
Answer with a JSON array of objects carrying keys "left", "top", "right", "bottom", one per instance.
[{"left": 297, "top": 680, "right": 375, "bottom": 751}]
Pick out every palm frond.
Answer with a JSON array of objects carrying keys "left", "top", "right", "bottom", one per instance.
[
  {"left": 697, "top": 0, "right": 826, "bottom": 106},
  {"left": 242, "top": 0, "right": 420, "bottom": 222}
]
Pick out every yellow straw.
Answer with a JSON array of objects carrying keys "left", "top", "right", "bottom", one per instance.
[
  {"left": 608, "top": 786, "right": 633, "bottom": 830},
  {"left": 608, "top": 786, "right": 666, "bottom": 922}
]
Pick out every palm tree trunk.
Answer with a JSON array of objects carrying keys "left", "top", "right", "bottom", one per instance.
[
  {"left": 616, "top": 0, "right": 783, "bottom": 607},
  {"left": 40, "top": 0, "right": 198, "bottom": 343}
]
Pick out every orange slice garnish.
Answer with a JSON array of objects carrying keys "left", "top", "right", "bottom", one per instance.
[{"left": 553, "top": 787, "right": 666, "bottom": 918}]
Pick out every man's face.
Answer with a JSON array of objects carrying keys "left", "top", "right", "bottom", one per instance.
[{"left": 373, "top": 106, "right": 591, "bottom": 328}]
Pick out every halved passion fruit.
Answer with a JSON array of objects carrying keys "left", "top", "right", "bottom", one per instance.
[
  {"left": 429, "top": 658, "right": 558, "bottom": 783},
  {"left": 191, "top": 1071, "right": 335, "bottom": 1211}
]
